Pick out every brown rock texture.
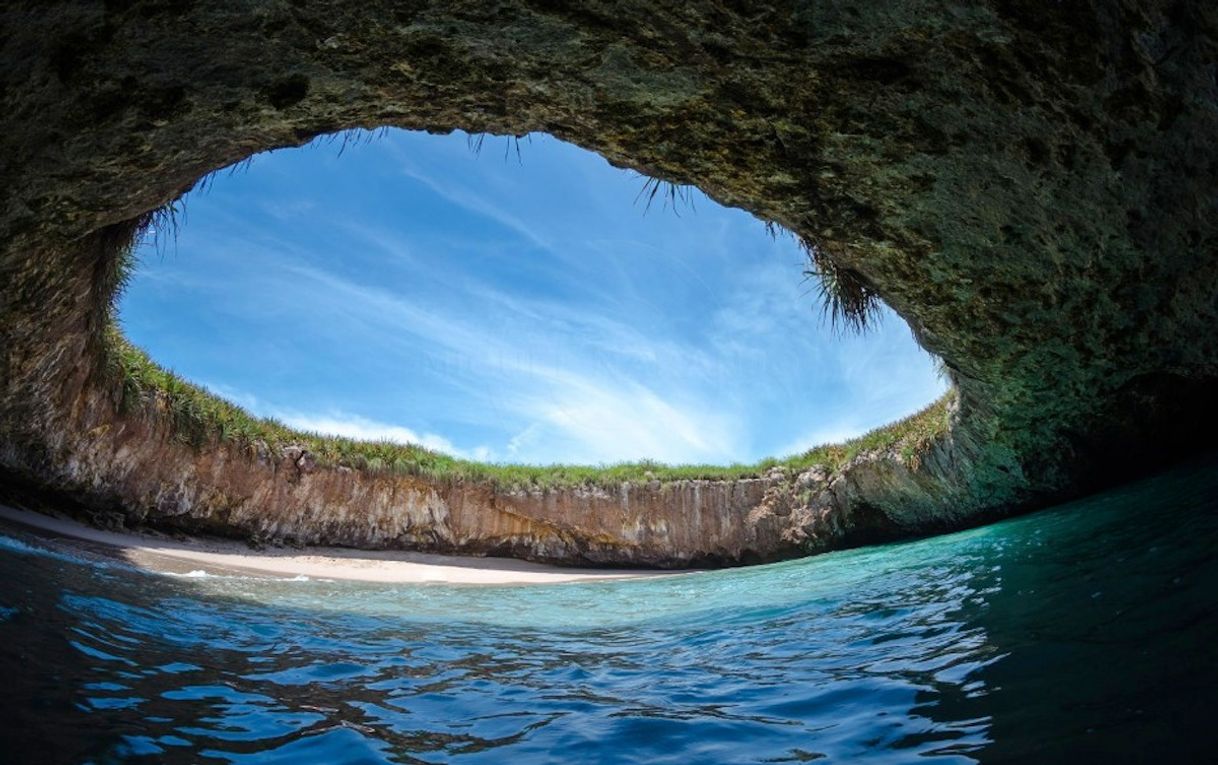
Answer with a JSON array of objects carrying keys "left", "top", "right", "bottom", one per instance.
[{"left": 1, "top": 1, "right": 1215, "bottom": 566}]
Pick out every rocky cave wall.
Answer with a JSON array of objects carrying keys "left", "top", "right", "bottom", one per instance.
[{"left": 0, "top": 1, "right": 1215, "bottom": 565}]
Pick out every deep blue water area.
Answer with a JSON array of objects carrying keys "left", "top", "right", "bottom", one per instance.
[{"left": 2, "top": 456, "right": 1217, "bottom": 764}]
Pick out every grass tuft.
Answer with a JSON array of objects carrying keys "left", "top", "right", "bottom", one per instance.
[
  {"left": 466, "top": 132, "right": 531, "bottom": 163},
  {"left": 634, "top": 175, "right": 696, "bottom": 216},
  {"left": 799, "top": 238, "right": 882, "bottom": 333},
  {"left": 764, "top": 221, "right": 882, "bottom": 333}
]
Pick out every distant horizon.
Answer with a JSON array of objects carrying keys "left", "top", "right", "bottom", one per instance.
[{"left": 119, "top": 129, "right": 946, "bottom": 466}]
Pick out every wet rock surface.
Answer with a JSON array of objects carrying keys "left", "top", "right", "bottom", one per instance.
[{"left": 1, "top": 1, "right": 1215, "bottom": 566}]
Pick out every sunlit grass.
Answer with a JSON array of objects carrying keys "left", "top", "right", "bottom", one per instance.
[
  {"left": 95, "top": 154, "right": 947, "bottom": 490},
  {"left": 102, "top": 327, "right": 952, "bottom": 489}
]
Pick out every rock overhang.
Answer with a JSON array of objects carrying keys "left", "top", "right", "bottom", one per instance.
[{"left": 1, "top": 1, "right": 1215, "bottom": 565}]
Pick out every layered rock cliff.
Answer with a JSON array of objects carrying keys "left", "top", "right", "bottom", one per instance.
[{"left": 1, "top": 1, "right": 1215, "bottom": 566}]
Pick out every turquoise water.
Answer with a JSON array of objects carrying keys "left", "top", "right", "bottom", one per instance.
[{"left": 2, "top": 458, "right": 1217, "bottom": 763}]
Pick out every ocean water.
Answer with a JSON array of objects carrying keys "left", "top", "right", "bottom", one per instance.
[{"left": 1, "top": 458, "right": 1217, "bottom": 764}]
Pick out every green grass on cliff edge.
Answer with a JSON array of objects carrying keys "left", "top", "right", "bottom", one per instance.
[
  {"left": 101, "top": 326, "right": 952, "bottom": 489},
  {"left": 90, "top": 167, "right": 905, "bottom": 489}
]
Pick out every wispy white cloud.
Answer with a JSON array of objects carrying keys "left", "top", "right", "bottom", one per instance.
[
  {"left": 193, "top": 254, "right": 741, "bottom": 464},
  {"left": 282, "top": 269, "right": 740, "bottom": 463},
  {"left": 384, "top": 144, "right": 555, "bottom": 254},
  {"left": 497, "top": 364, "right": 740, "bottom": 465},
  {"left": 122, "top": 129, "right": 948, "bottom": 467},
  {"left": 196, "top": 379, "right": 493, "bottom": 461},
  {"left": 276, "top": 411, "right": 476, "bottom": 458},
  {"left": 180, "top": 235, "right": 944, "bottom": 465}
]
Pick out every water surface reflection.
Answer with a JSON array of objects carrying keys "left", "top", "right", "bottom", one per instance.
[{"left": 2, "top": 456, "right": 1216, "bottom": 763}]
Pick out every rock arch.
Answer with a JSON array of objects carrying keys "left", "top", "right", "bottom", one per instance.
[{"left": 1, "top": 1, "right": 1215, "bottom": 565}]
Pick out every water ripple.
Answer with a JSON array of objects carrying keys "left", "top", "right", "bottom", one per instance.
[{"left": 3, "top": 456, "right": 1218, "bottom": 762}]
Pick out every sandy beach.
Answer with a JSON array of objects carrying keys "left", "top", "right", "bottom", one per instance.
[{"left": 0, "top": 504, "right": 668, "bottom": 585}]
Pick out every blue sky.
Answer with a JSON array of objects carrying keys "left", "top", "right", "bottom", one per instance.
[{"left": 119, "top": 130, "right": 946, "bottom": 466}]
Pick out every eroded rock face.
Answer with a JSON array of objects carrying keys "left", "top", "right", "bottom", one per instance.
[{"left": 1, "top": 1, "right": 1215, "bottom": 566}]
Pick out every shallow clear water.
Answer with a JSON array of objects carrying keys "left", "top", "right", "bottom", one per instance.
[{"left": 2, "top": 458, "right": 1217, "bottom": 764}]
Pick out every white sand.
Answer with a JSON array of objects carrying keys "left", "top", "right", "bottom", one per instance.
[{"left": 0, "top": 504, "right": 669, "bottom": 585}]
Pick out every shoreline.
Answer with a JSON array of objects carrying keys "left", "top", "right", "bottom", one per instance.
[{"left": 0, "top": 504, "right": 672, "bottom": 585}]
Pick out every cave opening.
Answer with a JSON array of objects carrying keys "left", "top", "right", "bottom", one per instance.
[{"left": 113, "top": 128, "right": 947, "bottom": 471}]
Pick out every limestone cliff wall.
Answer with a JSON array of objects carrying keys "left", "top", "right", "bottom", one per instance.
[
  {"left": 1, "top": 1, "right": 1215, "bottom": 565},
  {"left": 2, "top": 361, "right": 983, "bottom": 567}
]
